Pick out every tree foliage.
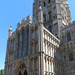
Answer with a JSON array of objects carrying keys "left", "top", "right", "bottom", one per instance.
[{"left": 0, "top": 69, "right": 4, "bottom": 75}]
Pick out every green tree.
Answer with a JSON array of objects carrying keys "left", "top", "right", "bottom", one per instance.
[{"left": 0, "top": 69, "right": 4, "bottom": 75}]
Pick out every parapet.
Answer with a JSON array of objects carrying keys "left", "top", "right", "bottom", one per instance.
[
  {"left": 26, "top": 15, "right": 31, "bottom": 22},
  {"left": 17, "top": 15, "right": 32, "bottom": 28},
  {"left": 17, "top": 22, "right": 21, "bottom": 28},
  {"left": 21, "top": 18, "right": 26, "bottom": 24}
]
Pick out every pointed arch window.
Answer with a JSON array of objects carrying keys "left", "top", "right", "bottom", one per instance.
[
  {"left": 24, "top": 70, "right": 27, "bottom": 75},
  {"left": 69, "top": 53, "right": 74, "bottom": 61},
  {"left": 48, "top": 11, "right": 52, "bottom": 19},
  {"left": 67, "top": 32, "right": 71, "bottom": 41},
  {"left": 43, "top": 14, "right": 46, "bottom": 22},
  {"left": 17, "top": 33, "right": 20, "bottom": 58},
  {"left": 27, "top": 28, "right": 29, "bottom": 55},
  {"left": 43, "top": 1, "right": 46, "bottom": 7},
  {"left": 22, "top": 30, "right": 25, "bottom": 57},
  {"left": 19, "top": 71, "right": 22, "bottom": 75}
]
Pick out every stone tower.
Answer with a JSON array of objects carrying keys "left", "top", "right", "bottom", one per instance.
[
  {"left": 4, "top": 0, "right": 75, "bottom": 75},
  {"left": 8, "top": 26, "right": 12, "bottom": 38},
  {"left": 33, "top": 0, "right": 72, "bottom": 38}
]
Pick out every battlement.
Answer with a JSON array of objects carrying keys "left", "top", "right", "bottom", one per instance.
[{"left": 17, "top": 15, "right": 32, "bottom": 28}]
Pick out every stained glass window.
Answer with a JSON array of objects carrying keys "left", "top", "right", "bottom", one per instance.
[
  {"left": 67, "top": 32, "right": 71, "bottom": 41},
  {"left": 22, "top": 30, "right": 25, "bottom": 57},
  {"left": 43, "top": 1, "right": 46, "bottom": 7},
  {"left": 17, "top": 33, "right": 20, "bottom": 58},
  {"left": 43, "top": 14, "right": 46, "bottom": 22},
  {"left": 27, "top": 28, "right": 29, "bottom": 55},
  {"left": 49, "top": 12, "right": 52, "bottom": 19}
]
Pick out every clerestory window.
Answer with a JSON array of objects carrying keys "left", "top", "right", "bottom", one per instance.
[
  {"left": 48, "top": 12, "right": 52, "bottom": 19},
  {"left": 67, "top": 32, "right": 71, "bottom": 41},
  {"left": 22, "top": 30, "right": 25, "bottom": 57},
  {"left": 43, "top": 14, "right": 46, "bottom": 22},
  {"left": 43, "top": 1, "right": 46, "bottom": 7},
  {"left": 27, "top": 28, "right": 29, "bottom": 55},
  {"left": 17, "top": 33, "right": 20, "bottom": 58}
]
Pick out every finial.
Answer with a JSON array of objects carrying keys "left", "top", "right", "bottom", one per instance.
[
  {"left": 8, "top": 26, "right": 12, "bottom": 38},
  {"left": 39, "top": 5, "right": 42, "bottom": 11},
  {"left": 38, "top": 1, "right": 42, "bottom": 11},
  {"left": 38, "top": 3, "right": 43, "bottom": 23},
  {"left": 9, "top": 26, "right": 12, "bottom": 31}
]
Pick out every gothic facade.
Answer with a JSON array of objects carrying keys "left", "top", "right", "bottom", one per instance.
[{"left": 4, "top": 0, "right": 75, "bottom": 75}]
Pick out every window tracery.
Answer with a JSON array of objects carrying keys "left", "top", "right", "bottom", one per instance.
[
  {"left": 67, "top": 32, "right": 71, "bottom": 41},
  {"left": 22, "top": 30, "right": 25, "bottom": 57}
]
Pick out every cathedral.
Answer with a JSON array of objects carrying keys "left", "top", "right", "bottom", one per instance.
[{"left": 4, "top": 0, "right": 75, "bottom": 75}]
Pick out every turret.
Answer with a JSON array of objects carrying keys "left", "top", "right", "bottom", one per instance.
[
  {"left": 8, "top": 26, "right": 12, "bottom": 38},
  {"left": 38, "top": 4, "right": 43, "bottom": 23},
  {"left": 38, "top": 4, "right": 43, "bottom": 52}
]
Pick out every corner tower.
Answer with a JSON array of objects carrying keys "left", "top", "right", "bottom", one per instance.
[{"left": 33, "top": 0, "right": 72, "bottom": 38}]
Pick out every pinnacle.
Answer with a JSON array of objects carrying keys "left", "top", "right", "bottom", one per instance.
[{"left": 9, "top": 26, "right": 12, "bottom": 31}]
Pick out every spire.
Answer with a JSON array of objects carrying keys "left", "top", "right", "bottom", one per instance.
[
  {"left": 38, "top": 4, "right": 43, "bottom": 23},
  {"left": 8, "top": 26, "right": 12, "bottom": 38}
]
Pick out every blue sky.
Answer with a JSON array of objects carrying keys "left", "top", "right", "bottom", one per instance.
[{"left": 0, "top": 0, "right": 75, "bottom": 70}]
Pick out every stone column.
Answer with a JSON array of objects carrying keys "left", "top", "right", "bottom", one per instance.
[
  {"left": 33, "top": 59, "right": 34, "bottom": 72},
  {"left": 53, "top": 47, "right": 54, "bottom": 58},
  {"left": 51, "top": 47, "right": 52, "bottom": 57},
  {"left": 49, "top": 58, "right": 50, "bottom": 73},
  {"left": 55, "top": 62, "right": 56, "bottom": 73},
  {"left": 51, "top": 60, "right": 52, "bottom": 73},
  {"left": 56, "top": 61, "right": 57, "bottom": 73},
  {"left": 47, "top": 57, "right": 48, "bottom": 71},
  {"left": 11, "top": 65, "right": 14, "bottom": 75},
  {"left": 44, "top": 55, "right": 45, "bottom": 75},
  {"left": 28, "top": 27, "right": 30, "bottom": 56},
  {"left": 10, "top": 66, "right": 11, "bottom": 75},
  {"left": 50, "top": 61, "right": 51, "bottom": 75},
  {"left": 9, "top": 67, "right": 10, "bottom": 75},
  {"left": 46, "top": 44, "right": 47, "bottom": 54},
  {"left": 38, "top": 54, "right": 41, "bottom": 75},
  {"left": 41, "top": 53, "right": 44, "bottom": 75},
  {"left": 50, "top": 47, "right": 51, "bottom": 57},
  {"left": 7, "top": 67, "right": 8, "bottom": 75},
  {"left": 38, "top": 5, "right": 44, "bottom": 75},
  {"left": 24, "top": 28, "right": 26, "bottom": 56},
  {"left": 5, "top": 65, "right": 8, "bottom": 75}
]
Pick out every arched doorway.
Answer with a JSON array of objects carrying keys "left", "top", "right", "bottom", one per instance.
[
  {"left": 13, "top": 61, "right": 27, "bottom": 75},
  {"left": 24, "top": 70, "right": 27, "bottom": 75},
  {"left": 19, "top": 71, "right": 22, "bottom": 75}
]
